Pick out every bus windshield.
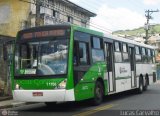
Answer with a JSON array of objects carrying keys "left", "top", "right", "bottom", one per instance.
[{"left": 15, "top": 38, "right": 69, "bottom": 76}]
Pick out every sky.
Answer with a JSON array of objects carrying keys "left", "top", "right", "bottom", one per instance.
[{"left": 69, "top": 0, "right": 160, "bottom": 33}]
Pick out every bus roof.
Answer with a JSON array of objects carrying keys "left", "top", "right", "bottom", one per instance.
[
  {"left": 17, "top": 24, "right": 156, "bottom": 49},
  {"left": 72, "top": 25, "right": 103, "bottom": 37},
  {"left": 72, "top": 25, "right": 156, "bottom": 49},
  {"left": 104, "top": 33, "right": 156, "bottom": 49}
]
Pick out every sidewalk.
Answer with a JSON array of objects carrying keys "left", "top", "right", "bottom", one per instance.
[
  {"left": 0, "top": 96, "right": 12, "bottom": 101},
  {"left": 156, "top": 80, "right": 160, "bottom": 84},
  {"left": 0, "top": 95, "right": 37, "bottom": 109},
  {"left": 0, "top": 99, "right": 26, "bottom": 109}
]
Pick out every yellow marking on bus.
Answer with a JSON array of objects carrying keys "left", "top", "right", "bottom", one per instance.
[{"left": 73, "top": 104, "right": 117, "bottom": 116}]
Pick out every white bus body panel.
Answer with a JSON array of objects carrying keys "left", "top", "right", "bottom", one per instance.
[
  {"left": 136, "top": 63, "right": 155, "bottom": 86},
  {"left": 115, "top": 63, "right": 132, "bottom": 92},
  {"left": 13, "top": 89, "right": 75, "bottom": 102},
  {"left": 136, "top": 64, "right": 152, "bottom": 76}
]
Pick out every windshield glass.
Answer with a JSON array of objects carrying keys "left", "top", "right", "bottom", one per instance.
[{"left": 15, "top": 39, "right": 68, "bottom": 76}]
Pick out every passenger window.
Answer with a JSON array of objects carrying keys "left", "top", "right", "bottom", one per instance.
[
  {"left": 114, "top": 42, "right": 122, "bottom": 62},
  {"left": 79, "top": 42, "right": 89, "bottom": 65},
  {"left": 91, "top": 37, "right": 104, "bottom": 63},
  {"left": 115, "top": 52, "right": 122, "bottom": 62},
  {"left": 92, "top": 37, "right": 101, "bottom": 49},
  {"left": 135, "top": 46, "right": 141, "bottom": 62},
  {"left": 135, "top": 46, "right": 140, "bottom": 54},
  {"left": 142, "top": 48, "right": 148, "bottom": 63},
  {"left": 115, "top": 42, "right": 121, "bottom": 52},
  {"left": 123, "top": 44, "right": 127, "bottom": 52},
  {"left": 142, "top": 48, "right": 146, "bottom": 55},
  {"left": 92, "top": 49, "right": 104, "bottom": 63},
  {"left": 148, "top": 49, "right": 152, "bottom": 63},
  {"left": 122, "top": 43, "right": 129, "bottom": 62}
]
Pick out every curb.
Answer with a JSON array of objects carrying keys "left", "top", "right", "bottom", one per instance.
[
  {"left": 0, "top": 96, "right": 13, "bottom": 102},
  {"left": 0, "top": 102, "right": 25, "bottom": 109},
  {"left": 0, "top": 102, "right": 36, "bottom": 109}
]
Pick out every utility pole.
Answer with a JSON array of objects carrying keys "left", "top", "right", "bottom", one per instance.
[
  {"left": 144, "top": 9, "right": 159, "bottom": 44},
  {"left": 35, "top": 0, "right": 41, "bottom": 26}
]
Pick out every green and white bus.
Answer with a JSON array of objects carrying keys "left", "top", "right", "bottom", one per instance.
[{"left": 12, "top": 24, "right": 157, "bottom": 105}]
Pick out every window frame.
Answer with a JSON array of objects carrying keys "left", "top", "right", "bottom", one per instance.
[
  {"left": 122, "top": 43, "right": 129, "bottom": 62},
  {"left": 53, "top": 10, "right": 59, "bottom": 18},
  {"left": 135, "top": 46, "right": 141, "bottom": 55},
  {"left": 91, "top": 36, "right": 105, "bottom": 63},
  {"left": 135, "top": 46, "right": 142, "bottom": 63},
  {"left": 114, "top": 41, "right": 122, "bottom": 63},
  {"left": 78, "top": 41, "right": 90, "bottom": 65},
  {"left": 73, "top": 31, "right": 91, "bottom": 66},
  {"left": 67, "top": 16, "right": 73, "bottom": 23},
  {"left": 141, "top": 47, "right": 148, "bottom": 63},
  {"left": 114, "top": 41, "right": 121, "bottom": 52}
]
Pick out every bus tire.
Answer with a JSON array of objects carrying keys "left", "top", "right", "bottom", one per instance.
[
  {"left": 45, "top": 102, "right": 57, "bottom": 107},
  {"left": 137, "top": 77, "right": 143, "bottom": 94},
  {"left": 143, "top": 77, "right": 148, "bottom": 91},
  {"left": 91, "top": 81, "right": 104, "bottom": 105}
]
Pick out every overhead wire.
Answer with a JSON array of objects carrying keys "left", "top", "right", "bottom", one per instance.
[{"left": 75, "top": 0, "right": 132, "bottom": 31}]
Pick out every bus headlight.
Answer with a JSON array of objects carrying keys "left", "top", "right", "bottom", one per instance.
[
  {"left": 15, "top": 84, "right": 20, "bottom": 90},
  {"left": 15, "top": 84, "right": 23, "bottom": 90},
  {"left": 57, "top": 79, "right": 67, "bottom": 89}
]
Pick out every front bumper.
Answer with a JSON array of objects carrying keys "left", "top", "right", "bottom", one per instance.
[{"left": 13, "top": 89, "right": 75, "bottom": 102}]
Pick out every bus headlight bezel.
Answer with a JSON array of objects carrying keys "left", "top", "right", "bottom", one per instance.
[
  {"left": 15, "top": 84, "right": 20, "bottom": 90},
  {"left": 15, "top": 84, "right": 23, "bottom": 90},
  {"left": 57, "top": 79, "right": 67, "bottom": 89}
]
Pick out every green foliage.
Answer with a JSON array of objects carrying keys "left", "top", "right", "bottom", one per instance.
[{"left": 113, "top": 24, "right": 160, "bottom": 36}]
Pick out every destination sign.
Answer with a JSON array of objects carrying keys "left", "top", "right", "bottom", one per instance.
[{"left": 22, "top": 29, "right": 66, "bottom": 39}]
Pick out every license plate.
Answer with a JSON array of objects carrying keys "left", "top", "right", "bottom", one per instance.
[{"left": 32, "top": 92, "right": 43, "bottom": 96}]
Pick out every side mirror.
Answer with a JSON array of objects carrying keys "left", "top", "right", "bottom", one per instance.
[
  {"left": 3, "top": 44, "right": 7, "bottom": 61},
  {"left": 79, "top": 48, "right": 83, "bottom": 58}
]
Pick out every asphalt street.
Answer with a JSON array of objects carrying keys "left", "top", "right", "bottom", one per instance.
[{"left": 4, "top": 82, "right": 160, "bottom": 116}]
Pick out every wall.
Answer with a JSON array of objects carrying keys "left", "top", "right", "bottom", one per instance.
[{"left": 0, "top": 0, "right": 30, "bottom": 37}]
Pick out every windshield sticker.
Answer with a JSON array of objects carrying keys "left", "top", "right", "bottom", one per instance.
[{"left": 24, "top": 69, "right": 36, "bottom": 75}]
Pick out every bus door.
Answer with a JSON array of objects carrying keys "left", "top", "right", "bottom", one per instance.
[
  {"left": 104, "top": 42, "right": 115, "bottom": 92},
  {"left": 129, "top": 46, "right": 136, "bottom": 88}
]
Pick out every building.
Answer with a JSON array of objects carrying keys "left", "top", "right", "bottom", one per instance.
[
  {"left": 0, "top": 0, "right": 31, "bottom": 37},
  {"left": 0, "top": 0, "right": 96, "bottom": 37},
  {"left": 0, "top": 0, "right": 96, "bottom": 96},
  {"left": 148, "top": 34, "right": 160, "bottom": 62},
  {"left": 0, "top": 35, "right": 14, "bottom": 96}
]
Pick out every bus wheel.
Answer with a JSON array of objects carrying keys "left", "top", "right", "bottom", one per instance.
[
  {"left": 143, "top": 78, "right": 148, "bottom": 91},
  {"left": 137, "top": 78, "right": 143, "bottom": 94},
  {"left": 92, "top": 81, "right": 104, "bottom": 105},
  {"left": 45, "top": 102, "right": 57, "bottom": 107}
]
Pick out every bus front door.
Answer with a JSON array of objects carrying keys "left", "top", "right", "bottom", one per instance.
[{"left": 105, "top": 42, "right": 115, "bottom": 93}]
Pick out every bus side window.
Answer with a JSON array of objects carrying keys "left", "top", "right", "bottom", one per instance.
[
  {"left": 151, "top": 49, "right": 155, "bottom": 63},
  {"left": 79, "top": 42, "right": 89, "bottom": 65},
  {"left": 122, "top": 43, "right": 129, "bottom": 62},
  {"left": 74, "top": 41, "right": 89, "bottom": 66},
  {"left": 142, "top": 47, "right": 147, "bottom": 63},
  {"left": 148, "top": 49, "right": 152, "bottom": 63},
  {"left": 114, "top": 41, "right": 122, "bottom": 62},
  {"left": 91, "top": 37, "right": 104, "bottom": 63}
]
